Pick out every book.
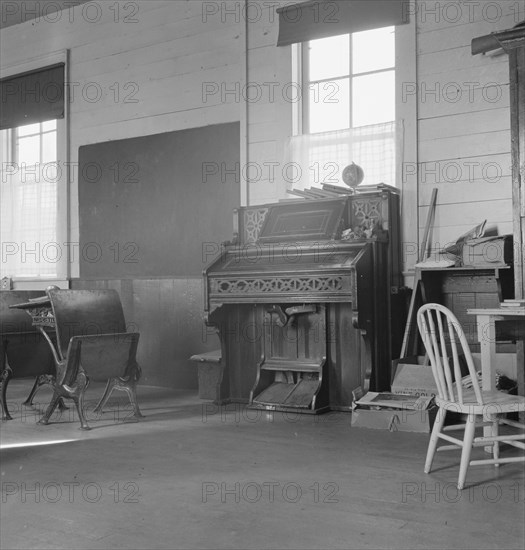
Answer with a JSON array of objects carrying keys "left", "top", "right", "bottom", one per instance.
[
  {"left": 500, "top": 299, "right": 525, "bottom": 308},
  {"left": 353, "top": 391, "right": 433, "bottom": 411},
  {"left": 321, "top": 183, "right": 353, "bottom": 195}
]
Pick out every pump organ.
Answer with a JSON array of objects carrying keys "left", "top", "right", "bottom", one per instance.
[{"left": 203, "top": 187, "right": 402, "bottom": 413}]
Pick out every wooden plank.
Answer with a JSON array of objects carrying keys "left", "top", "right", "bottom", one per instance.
[
  {"left": 418, "top": 45, "right": 509, "bottom": 76},
  {"left": 69, "top": 276, "right": 214, "bottom": 389},
  {"left": 418, "top": 108, "right": 510, "bottom": 141},
  {"left": 417, "top": 82, "right": 510, "bottom": 120},
  {"left": 416, "top": 1, "right": 522, "bottom": 33},
  {"left": 59, "top": 45, "right": 235, "bottom": 86},
  {"left": 416, "top": 62, "right": 509, "bottom": 88},
  {"left": 416, "top": 153, "right": 512, "bottom": 186},
  {"left": 74, "top": 29, "right": 240, "bottom": 81},
  {"left": 419, "top": 177, "right": 513, "bottom": 205},
  {"left": 399, "top": 269, "right": 421, "bottom": 359},
  {"left": 419, "top": 130, "right": 510, "bottom": 162},
  {"left": 249, "top": 121, "right": 284, "bottom": 143},
  {"left": 417, "top": 11, "right": 522, "bottom": 50},
  {"left": 71, "top": 62, "right": 240, "bottom": 117},
  {"left": 398, "top": 15, "right": 418, "bottom": 275},
  {"left": 1, "top": 1, "right": 218, "bottom": 66},
  {"left": 510, "top": 48, "right": 525, "bottom": 299},
  {"left": 75, "top": 104, "right": 239, "bottom": 147},
  {"left": 418, "top": 200, "right": 512, "bottom": 229}
]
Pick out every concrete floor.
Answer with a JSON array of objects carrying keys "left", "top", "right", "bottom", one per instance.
[{"left": 1, "top": 379, "right": 524, "bottom": 550}]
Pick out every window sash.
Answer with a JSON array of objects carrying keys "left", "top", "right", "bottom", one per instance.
[
  {"left": 0, "top": 119, "right": 67, "bottom": 281},
  {"left": 302, "top": 31, "right": 395, "bottom": 133}
]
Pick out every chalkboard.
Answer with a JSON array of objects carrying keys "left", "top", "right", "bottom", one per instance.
[{"left": 78, "top": 122, "right": 240, "bottom": 278}]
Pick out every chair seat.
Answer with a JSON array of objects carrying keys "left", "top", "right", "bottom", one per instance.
[{"left": 436, "top": 387, "right": 525, "bottom": 415}]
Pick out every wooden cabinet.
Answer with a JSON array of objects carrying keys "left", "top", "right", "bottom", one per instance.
[{"left": 402, "top": 266, "right": 515, "bottom": 356}]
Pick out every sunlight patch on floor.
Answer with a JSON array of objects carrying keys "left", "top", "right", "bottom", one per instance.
[{"left": 0, "top": 439, "right": 78, "bottom": 450}]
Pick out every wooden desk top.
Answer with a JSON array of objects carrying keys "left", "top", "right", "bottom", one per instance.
[
  {"left": 467, "top": 307, "right": 525, "bottom": 317},
  {"left": 415, "top": 265, "right": 512, "bottom": 272},
  {"left": 9, "top": 296, "right": 51, "bottom": 310}
]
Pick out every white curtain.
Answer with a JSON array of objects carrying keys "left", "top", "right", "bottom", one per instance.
[
  {"left": 0, "top": 160, "right": 58, "bottom": 278},
  {"left": 282, "top": 121, "right": 400, "bottom": 191}
]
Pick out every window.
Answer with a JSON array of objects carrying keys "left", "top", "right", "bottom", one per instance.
[
  {"left": 1, "top": 121, "right": 60, "bottom": 278},
  {"left": 304, "top": 27, "right": 395, "bottom": 133},
  {"left": 0, "top": 60, "right": 67, "bottom": 283},
  {"left": 288, "top": 26, "right": 398, "bottom": 190}
]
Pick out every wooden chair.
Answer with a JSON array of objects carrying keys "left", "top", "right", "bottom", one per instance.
[
  {"left": 0, "top": 291, "right": 56, "bottom": 420},
  {"left": 417, "top": 303, "right": 525, "bottom": 489},
  {"left": 38, "top": 289, "right": 143, "bottom": 430}
]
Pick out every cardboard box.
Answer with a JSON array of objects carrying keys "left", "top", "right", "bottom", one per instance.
[
  {"left": 461, "top": 234, "right": 512, "bottom": 267},
  {"left": 350, "top": 355, "right": 445, "bottom": 433},
  {"left": 350, "top": 387, "right": 437, "bottom": 433},
  {"left": 391, "top": 356, "right": 438, "bottom": 397},
  {"left": 351, "top": 406, "right": 438, "bottom": 433}
]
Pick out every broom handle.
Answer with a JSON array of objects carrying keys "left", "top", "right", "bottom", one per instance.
[{"left": 399, "top": 188, "right": 438, "bottom": 359}]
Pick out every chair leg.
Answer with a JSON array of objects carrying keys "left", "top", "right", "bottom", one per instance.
[
  {"left": 93, "top": 378, "right": 117, "bottom": 414},
  {"left": 74, "top": 394, "right": 91, "bottom": 431},
  {"left": 491, "top": 416, "right": 500, "bottom": 466},
  {"left": 23, "top": 375, "right": 68, "bottom": 411},
  {"left": 1, "top": 366, "right": 13, "bottom": 421},
  {"left": 97, "top": 368, "right": 144, "bottom": 420},
  {"left": 37, "top": 392, "right": 62, "bottom": 425},
  {"left": 74, "top": 372, "right": 91, "bottom": 430},
  {"left": 123, "top": 381, "right": 144, "bottom": 419},
  {"left": 425, "top": 406, "right": 446, "bottom": 474},
  {"left": 127, "top": 363, "right": 143, "bottom": 418},
  {"left": 458, "top": 414, "right": 476, "bottom": 490},
  {"left": 23, "top": 375, "right": 46, "bottom": 405}
]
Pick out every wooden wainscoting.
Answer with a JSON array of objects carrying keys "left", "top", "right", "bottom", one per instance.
[{"left": 71, "top": 278, "right": 218, "bottom": 389}]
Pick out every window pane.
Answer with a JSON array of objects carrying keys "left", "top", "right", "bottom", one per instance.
[
  {"left": 2, "top": 121, "right": 61, "bottom": 279},
  {"left": 42, "top": 131, "right": 57, "bottom": 164},
  {"left": 352, "top": 26, "right": 395, "bottom": 74},
  {"left": 17, "top": 122, "right": 40, "bottom": 137},
  {"left": 17, "top": 135, "right": 40, "bottom": 165},
  {"left": 308, "top": 34, "right": 350, "bottom": 81},
  {"left": 352, "top": 71, "right": 395, "bottom": 127},
  {"left": 42, "top": 120, "right": 57, "bottom": 131},
  {"left": 308, "top": 78, "right": 350, "bottom": 133}
]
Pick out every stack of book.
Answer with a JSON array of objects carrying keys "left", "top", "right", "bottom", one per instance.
[{"left": 286, "top": 183, "right": 398, "bottom": 200}]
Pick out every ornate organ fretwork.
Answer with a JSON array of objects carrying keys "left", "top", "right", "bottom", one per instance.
[{"left": 243, "top": 208, "right": 268, "bottom": 243}]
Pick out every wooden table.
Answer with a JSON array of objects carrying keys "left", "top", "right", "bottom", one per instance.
[
  {"left": 467, "top": 307, "right": 525, "bottom": 393},
  {"left": 467, "top": 306, "right": 525, "bottom": 442}
]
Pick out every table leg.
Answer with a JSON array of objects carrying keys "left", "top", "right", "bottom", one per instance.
[
  {"left": 517, "top": 339, "right": 525, "bottom": 422},
  {"left": 477, "top": 314, "right": 496, "bottom": 391},
  {"left": 477, "top": 314, "right": 496, "bottom": 452}
]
